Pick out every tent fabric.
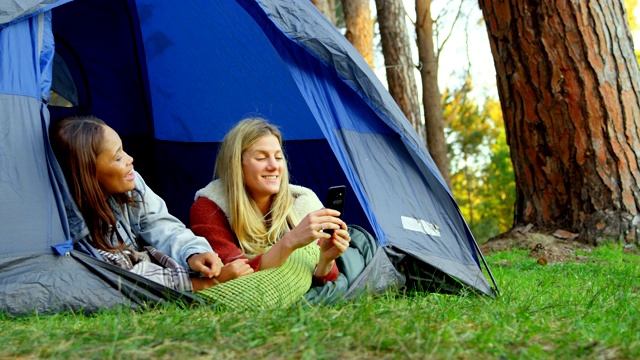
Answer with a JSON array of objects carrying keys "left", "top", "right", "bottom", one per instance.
[
  {"left": 0, "top": 9, "right": 54, "bottom": 100},
  {"left": 0, "top": 8, "right": 62, "bottom": 255},
  {"left": 0, "top": 6, "right": 136, "bottom": 315},
  {"left": 0, "top": 0, "right": 68, "bottom": 29},
  {"left": 0, "top": 0, "right": 498, "bottom": 316},
  {"left": 249, "top": 0, "right": 443, "bottom": 187},
  {"left": 0, "top": 253, "right": 135, "bottom": 315},
  {"left": 69, "top": 250, "right": 205, "bottom": 307},
  {"left": 304, "top": 224, "right": 406, "bottom": 304}
]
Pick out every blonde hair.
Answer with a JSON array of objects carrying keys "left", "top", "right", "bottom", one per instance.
[{"left": 214, "top": 117, "right": 299, "bottom": 256}]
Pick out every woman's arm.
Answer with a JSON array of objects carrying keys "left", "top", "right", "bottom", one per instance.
[
  {"left": 131, "top": 173, "right": 218, "bottom": 271},
  {"left": 312, "top": 260, "right": 339, "bottom": 285},
  {"left": 191, "top": 197, "right": 309, "bottom": 272},
  {"left": 256, "top": 233, "right": 297, "bottom": 270}
]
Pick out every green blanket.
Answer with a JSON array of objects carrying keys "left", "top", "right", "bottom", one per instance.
[
  {"left": 196, "top": 243, "right": 319, "bottom": 311},
  {"left": 196, "top": 225, "right": 404, "bottom": 311}
]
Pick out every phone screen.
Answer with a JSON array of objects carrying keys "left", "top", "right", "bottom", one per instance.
[{"left": 324, "top": 185, "right": 346, "bottom": 235}]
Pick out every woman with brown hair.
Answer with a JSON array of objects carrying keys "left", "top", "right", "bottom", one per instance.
[{"left": 50, "top": 116, "right": 252, "bottom": 292}]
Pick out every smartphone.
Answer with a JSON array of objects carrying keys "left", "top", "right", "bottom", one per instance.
[{"left": 324, "top": 185, "right": 346, "bottom": 235}]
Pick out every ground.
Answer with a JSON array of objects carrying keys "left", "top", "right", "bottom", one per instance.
[
  {"left": 480, "top": 229, "right": 596, "bottom": 264},
  {"left": 480, "top": 226, "right": 640, "bottom": 266}
]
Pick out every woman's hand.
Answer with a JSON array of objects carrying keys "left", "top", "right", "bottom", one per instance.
[
  {"left": 259, "top": 208, "right": 344, "bottom": 270},
  {"left": 191, "top": 259, "right": 253, "bottom": 291},
  {"left": 320, "top": 224, "right": 350, "bottom": 262},
  {"left": 282, "top": 208, "right": 345, "bottom": 250},
  {"left": 187, "top": 251, "right": 223, "bottom": 278},
  {"left": 314, "top": 223, "right": 351, "bottom": 277},
  {"left": 216, "top": 259, "right": 254, "bottom": 283},
  {"left": 190, "top": 259, "right": 252, "bottom": 291}
]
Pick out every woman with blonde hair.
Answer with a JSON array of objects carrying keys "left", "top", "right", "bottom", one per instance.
[{"left": 191, "top": 117, "right": 350, "bottom": 291}]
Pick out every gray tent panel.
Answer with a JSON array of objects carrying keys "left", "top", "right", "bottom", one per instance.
[
  {"left": 0, "top": 0, "right": 69, "bottom": 27},
  {"left": 0, "top": 254, "right": 134, "bottom": 316},
  {"left": 0, "top": 96, "right": 66, "bottom": 256},
  {"left": 339, "top": 130, "right": 492, "bottom": 296},
  {"left": 406, "top": 251, "right": 494, "bottom": 296},
  {"left": 0, "top": 250, "right": 205, "bottom": 317}
]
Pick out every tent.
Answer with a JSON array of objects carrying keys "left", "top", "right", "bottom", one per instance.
[{"left": 0, "top": 0, "right": 498, "bottom": 316}]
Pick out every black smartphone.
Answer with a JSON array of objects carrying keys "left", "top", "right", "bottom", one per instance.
[{"left": 324, "top": 185, "right": 346, "bottom": 235}]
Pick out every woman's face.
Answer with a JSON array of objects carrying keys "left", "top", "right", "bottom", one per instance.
[
  {"left": 242, "top": 133, "right": 284, "bottom": 204},
  {"left": 96, "top": 125, "right": 136, "bottom": 196}
]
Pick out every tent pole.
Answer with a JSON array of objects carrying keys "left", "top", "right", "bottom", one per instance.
[{"left": 473, "top": 240, "right": 501, "bottom": 296}]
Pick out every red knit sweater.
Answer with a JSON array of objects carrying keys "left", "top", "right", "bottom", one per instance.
[{"left": 190, "top": 197, "right": 339, "bottom": 283}]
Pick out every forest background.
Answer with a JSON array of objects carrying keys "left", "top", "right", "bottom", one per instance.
[{"left": 311, "top": 0, "right": 640, "bottom": 245}]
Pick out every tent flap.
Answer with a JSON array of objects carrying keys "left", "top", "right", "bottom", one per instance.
[{"left": 0, "top": 254, "right": 134, "bottom": 316}]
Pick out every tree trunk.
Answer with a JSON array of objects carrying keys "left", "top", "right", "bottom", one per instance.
[
  {"left": 478, "top": 0, "right": 640, "bottom": 245},
  {"left": 375, "top": 0, "right": 424, "bottom": 144},
  {"left": 310, "top": 0, "right": 337, "bottom": 24},
  {"left": 416, "top": 0, "right": 451, "bottom": 189},
  {"left": 342, "top": 0, "right": 374, "bottom": 68}
]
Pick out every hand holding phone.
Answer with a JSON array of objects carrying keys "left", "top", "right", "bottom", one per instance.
[{"left": 324, "top": 185, "right": 346, "bottom": 235}]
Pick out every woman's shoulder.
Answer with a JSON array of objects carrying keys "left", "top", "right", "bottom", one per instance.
[
  {"left": 191, "top": 196, "right": 229, "bottom": 225},
  {"left": 289, "top": 184, "right": 323, "bottom": 215},
  {"left": 289, "top": 184, "right": 317, "bottom": 198},
  {"left": 194, "top": 179, "right": 228, "bottom": 214},
  {"left": 194, "top": 180, "right": 224, "bottom": 201}
]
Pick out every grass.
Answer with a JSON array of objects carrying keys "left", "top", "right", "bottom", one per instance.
[{"left": 1, "top": 244, "right": 639, "bottom": 359}]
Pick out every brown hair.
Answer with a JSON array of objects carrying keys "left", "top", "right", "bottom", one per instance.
[{"left": 50, "top": 116, "right": 136, "bottom": 250}]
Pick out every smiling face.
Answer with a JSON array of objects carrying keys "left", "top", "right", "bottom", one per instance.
[
  {"left": 241, "top": 134, "right": 284, "bottom": 209},
  {"left": 95, "top": 125, "right": 136, "bottom": 197}
]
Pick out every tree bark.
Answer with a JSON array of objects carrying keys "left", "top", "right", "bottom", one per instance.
[
  {"left": 416, "top": 0, "right": 451, "bottom": 189},
  {"left": 375, "top": 0, "right": 424, "bottom": 144},
  {"left": 310, "top": 0, "right": 337, "bottom": 24},
  {"left": 342, "top": 0, "right": 374, "bottom": 68},
  {"left": 478, "top": 0, "right": 640, "bottom": 245}
]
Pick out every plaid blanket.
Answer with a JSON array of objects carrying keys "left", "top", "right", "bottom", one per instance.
[{"left": 98, "top": 246, "right": 193, "bottom": 292}]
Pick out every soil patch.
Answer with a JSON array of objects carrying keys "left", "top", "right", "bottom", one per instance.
[{"left": 480, "top": 230, "right": 595, "bottom": 264}]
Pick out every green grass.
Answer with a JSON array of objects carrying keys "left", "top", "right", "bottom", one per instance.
[{"left": 1, "top": 244, "right": 639, "bottom": 359}]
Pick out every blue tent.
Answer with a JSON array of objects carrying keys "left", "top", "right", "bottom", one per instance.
[{"left": 0, "top": 0, "right": 498, "bottom": 316}]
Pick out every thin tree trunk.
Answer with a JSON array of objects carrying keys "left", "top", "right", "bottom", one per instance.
[
  {"left": 310, "top": 0, "right": 337, "bottom": 24},
  {"left": 478, "top": 0, "right": 640, "bottom": 244},
  {"left": 342, "top": 0, "right": 374, "bottom": 68},
  {"left": 416, "top": 0, "right": 451, "bottom": 189},
  {"left": 465, "top": 154, "right": 475, "bottom": 227},
  {"left": 375, "top": 0, "right": 424, "bottom": 147}
]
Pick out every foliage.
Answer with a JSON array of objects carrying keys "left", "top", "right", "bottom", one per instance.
[
  {"left": 444, "top": 79, "right": 515, "bottom": 242},
  {"left": 1, "top": 245, "right": 639, "bottom": 359},
  {"left": 626, "top": 0, "right": 638, "bottom": 30},
  {"left": 476, "top": 98, "right": 516, "bottom": 237},
  {"left": 625, "top": 0, "right": 640, "bottom": 63}
]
